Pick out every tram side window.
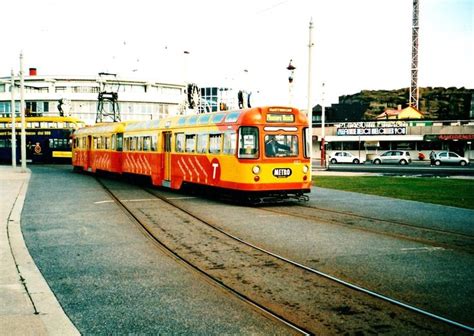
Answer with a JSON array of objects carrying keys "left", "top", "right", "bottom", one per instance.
[
  {"left": 223, "top": 132, "right": 236, "bottom": 155},
  {"left": 143, "top": 136, "right": 151, "bottom": 151},
  {"left": 130, "top": 137, "right": 137, "bottom": 151},
  {"left": 123, "top": 137, "right": 130, "bottom": 151},
  {"left": 151, "top": 135, "right": 157, "bottom": 151},
  {"left": 304, "top": 128, "right": 310, "bottom": 158},
  {"left": 197, "top": 134, "right": 208, "bottom": 153},
  {"left": 175, "top": 133, "right": 185, "bottom": 153},
  {"left": 117, "top": 134, "right": 123, "bottom": 151},
  {"left": 185, "top": 134, "right": 196, "bottom": 153},
  {"left": 137, "top": 137, "right": 143, "bottom": 151},
  {"left": 209, "top": 134, "right": 222, "bottom": 154},
  {"left": 0, "top": 139, "right": 11, "bottom": 148},
  {"left": 105, "top": 137, "right": 111, "bottom": 150},
  {"left": 238, "top": 127, "right": 258, "bottom": 159}
]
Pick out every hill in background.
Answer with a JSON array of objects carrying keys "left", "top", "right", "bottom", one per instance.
[{"left": 316, "top": 87, "right": 473, "bottom": 122}]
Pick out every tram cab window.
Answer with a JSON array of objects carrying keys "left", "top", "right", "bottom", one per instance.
[
  {"left": 238, "top": 127, "right": 258, "bottom": 159},
  {"left": 265, "top": 134, "right": 298, "bottom": 157}
]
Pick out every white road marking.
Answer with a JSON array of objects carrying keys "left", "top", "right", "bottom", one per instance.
[{"left": 400, "top": 247, "right": 445, "bottom": 252}]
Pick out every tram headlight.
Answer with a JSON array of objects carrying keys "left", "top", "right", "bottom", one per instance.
[
  {"left": 252, "top": 165, "right": 261, "bottom": 175},
  {"left": 303, "top": 165, "right": 309, "bottom": 174}
]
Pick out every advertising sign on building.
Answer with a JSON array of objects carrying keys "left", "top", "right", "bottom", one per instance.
[{"left": 336, "top": 121, "right": 407, "bottom": 136}]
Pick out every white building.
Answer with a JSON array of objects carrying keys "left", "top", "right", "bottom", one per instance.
[{"left": 0, "top": 69, "right": 186, "bottom": 125}]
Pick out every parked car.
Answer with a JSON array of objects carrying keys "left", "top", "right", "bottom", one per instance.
[
  {"left": 329, "top": 151, "right": 362, "bottom": 164},
  {"left": 433, "top": 151, "right": 469, "bottom": 166},
  {"left": 372, "top": 150, "right": 412, "bottom": 165}
]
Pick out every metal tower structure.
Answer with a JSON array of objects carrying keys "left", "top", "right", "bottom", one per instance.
[
  {"left": 96, "top": 72, "right": 120, "bottom": 123},
  {"left": 409, "top": 0, "right": 420, "bottom": 109}
]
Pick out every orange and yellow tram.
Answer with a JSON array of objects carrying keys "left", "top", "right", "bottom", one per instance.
[{"left": 72, "top": 106, "right": 312, "bottom": 201}]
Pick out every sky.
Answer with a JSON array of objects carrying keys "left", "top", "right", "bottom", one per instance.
[{"left": 1, "top": 0, "right": 473, "bottom": 108}]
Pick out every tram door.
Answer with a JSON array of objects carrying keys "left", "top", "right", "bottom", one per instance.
[
  {"left": 162, "top": 132, "right": 172, "bottom": 184},
  {"left": 86, "top": 135, "right": 92, "bottom": 170}
]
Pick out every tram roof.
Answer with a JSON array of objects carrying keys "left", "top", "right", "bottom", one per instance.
[
  {"left": 74, "top": 122, "right": 127, "bottom": 135},
  {"left": 124, "top": 106, "right": 304, "bottom": 132}
]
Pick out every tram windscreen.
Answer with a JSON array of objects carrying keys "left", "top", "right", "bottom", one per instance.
[{"left": 264, "top": 134, "right": 298, "bottom": 157}]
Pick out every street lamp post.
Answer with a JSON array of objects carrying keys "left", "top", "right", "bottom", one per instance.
[
  {"left": 10, "top": 70, "right": 16, "bottom": 168},
  {"left": 20, "top": 52, "right": 26, "bottom": 171},
  {"left": 321, "top": 82, "right": 326, "bottom": 167},
  {"left": 307, "top": 18, "right": 314, "bottom": 167},
  {"left": 286, "top": 60, "right": 295, "bottom": 106}
]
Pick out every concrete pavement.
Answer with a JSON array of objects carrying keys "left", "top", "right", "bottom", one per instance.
[{"left": 0, "top": 166, "right": 78, "bottom": 336}]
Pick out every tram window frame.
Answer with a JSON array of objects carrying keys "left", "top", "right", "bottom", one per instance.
[
  {"left": 225, "top": 111, "right": 241, "bottom": 123},
  {"left": 111, "top": 134, "right": 116, "bottom": 150},
  {"left": 187, "top": 115, "right": 198, "bottom": 125},
  {"left": 143, "top": 136, "right": 151, "bottom": 151},
  {"left": 238, "top": 127, "right": 259, "bottom": 159},
  {"left": 303, "top": 127, "right": 310, "bottom": 158},
  {"left": 223, "top": 132, "right": 236, "bottom": 155},
  {"left": 151, "top": 135, "right": 157, "bottom": 151},
  {"left": 175, "top": 133, "right": 185, "bottom": 152},
  {"left": 197, "top": 114, "right": 211, "bottom": 125},
  {"left": 185, "top": 134, "right": 196, "bottom": 153},
  {"left": 197, "top": 133, "right": 209, "bottom": 153},
  {"left": 117, "top": 134, "right": 123, "bottom": 151},
  {"left": 177, "top": 117, "right": 186, "bottom": 126},
  {"left": 130, "top": 137, "right": 136, "bottom": 151},
  {"left": 123, "top": 137, "right": 130, "bottom": 151},
  {"left": 137, "top": 137, "right": 143, "bottom": 151},
  {"left": 210, "top": 113, "right": 225, "bottom": 123},
  {"left": 264, "top": 134, "right": 298, "bottom": 158},
  {"left": 209, "top": 133, "right": 223, "bottom": 154}
]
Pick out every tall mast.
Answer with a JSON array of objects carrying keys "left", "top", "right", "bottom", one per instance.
[{"left": 409, "top": 0, "right": 420, "bottom": 109}]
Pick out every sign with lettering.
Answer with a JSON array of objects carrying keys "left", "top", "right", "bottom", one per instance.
[
  {"left": 266, "top": 114, "right": 295, "bottom": 123},
  {"left": 272, "top": 168, "right": 292, "bottom": 178},
  {"left": 336, "top": 121, "right": 407, "bottom": 136}
]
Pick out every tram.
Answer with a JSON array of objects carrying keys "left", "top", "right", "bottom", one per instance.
[
  {"left": 0, "top": 116, "right": 85, "bottom": 163},
  {"left": 72, "top": 106, "right": 311, "bottom": 202}
]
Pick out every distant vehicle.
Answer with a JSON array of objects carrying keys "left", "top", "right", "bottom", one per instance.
[
  {"left": 372, "top": 150, "right": 412, "bottom": 165},
  {"left": 433, "top": 151, "right": 469, "bottom": 166},
  {"left": 329, "top": 151, "right": 361, "bottom": 164},
  {"left": 0, "top": 116, "right": 85, "bottom": 163}
]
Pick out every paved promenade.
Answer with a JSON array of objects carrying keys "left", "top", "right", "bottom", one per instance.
[{"left": 0, "top": 166, "right": 78, "bottom": 336}]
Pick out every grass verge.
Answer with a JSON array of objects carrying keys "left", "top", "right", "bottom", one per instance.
[{"left": 313, "top": 176, "right": 474, "bottom": 210}]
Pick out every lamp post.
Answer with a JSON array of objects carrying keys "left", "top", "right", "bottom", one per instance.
[
  {"left": 286, "top": 59, "right": 295, "bottom": 106},
  {"left": 307, "top": 18, "right": 314, "bottom": 167},
  {"left": 10, "top": 70, "right": 16, "bottom": 167},
  {"left": 20, "top": 52, "right": 26, "bottom": 171},
  {"left": 321, "top": 82, "right": 326, "bottom": 167}
]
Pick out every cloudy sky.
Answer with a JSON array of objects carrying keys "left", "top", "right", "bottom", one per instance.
[{"left": 1, "top": 0, "right": 472, "bottom": 107}]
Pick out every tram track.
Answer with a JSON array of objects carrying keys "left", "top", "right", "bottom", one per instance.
[
  {"left": 95, "top": 177, "right": 472, "bottom": 334},
  {"left": 95, "top": 177, "right": 309, "bottom": 335},
  {"left": 263, "top": 203, "right": 474, "bottom": 254}
]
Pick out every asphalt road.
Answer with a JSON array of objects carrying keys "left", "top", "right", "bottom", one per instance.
[{"left": 19, "top": 165, "right": 474, "bottom": 333}]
